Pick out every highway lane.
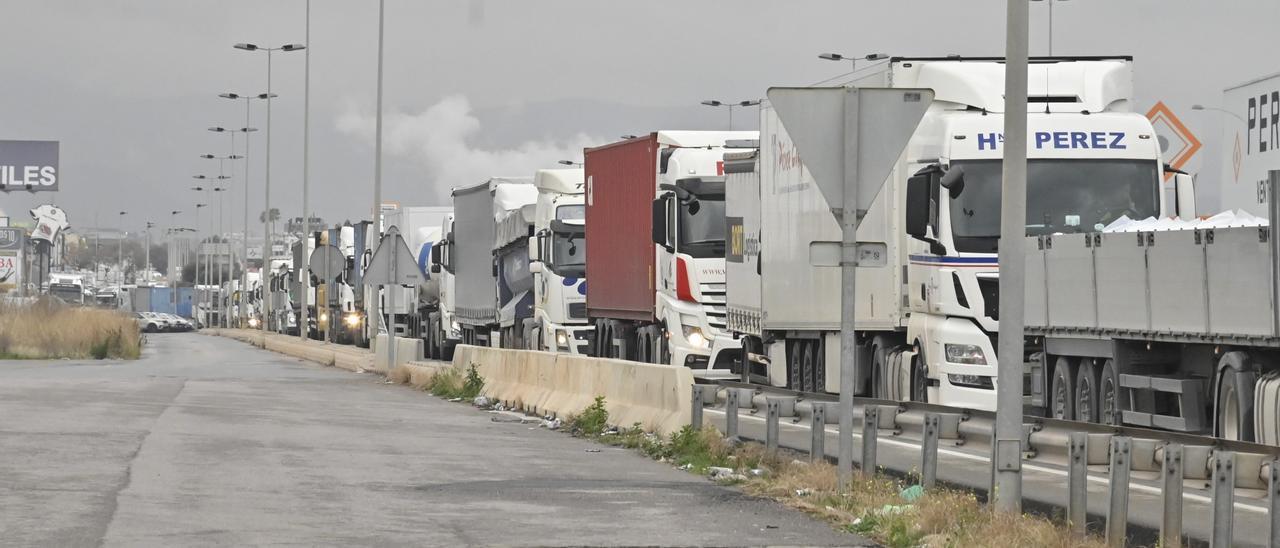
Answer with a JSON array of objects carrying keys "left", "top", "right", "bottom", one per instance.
[{"left": 0, "top": 333, "right": 861, "bottom": 547}]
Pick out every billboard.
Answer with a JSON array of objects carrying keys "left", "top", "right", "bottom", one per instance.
[
  {"left": 0, "top": 227, "right": 24, "bottom": 292},
  {"left": 0, "top": 140, "right": 59, "bottom": 192}
]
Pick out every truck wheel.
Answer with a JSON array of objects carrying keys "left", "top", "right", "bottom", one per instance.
[
  {"left": 870, "top": 342, "right": 887, "bottom": 398},
  {"left": 1050, "top": 357, "right": 1076, "bottom": 420},
  {"left": 1215, "top": 351, "right": 1257, "bottom": 442},
  {"left": 635, "top": 331, "right": 649, "bottom": 363},
  {"left": 909, "top": 350, "right": 928, "bottom": 403},
  {"left": 787, "top": 341, "right": 802, "bottom": 391},
  {"left": 1075, "top": 359, "right": 1101, "bottom": 423},
  {"left": 801, "top": 341, "right": 817, "bottom": 393},
  {"left": 1099, "top": 359, "right": 1124, "bottom": 426}
]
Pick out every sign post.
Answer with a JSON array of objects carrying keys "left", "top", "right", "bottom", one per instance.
[
  {"left": 768, "top": 86, "right": 933, "bottom": 488},
  {"left": 364, "top": 226, "right": 422, "bottom": 374},
  {"left": 308, "top": 244, "right": 344, "bottom": 343}
]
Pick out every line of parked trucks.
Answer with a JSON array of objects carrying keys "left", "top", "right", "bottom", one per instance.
[{"left": 231, "top": 56, "right": 1280, "bottom": 446}]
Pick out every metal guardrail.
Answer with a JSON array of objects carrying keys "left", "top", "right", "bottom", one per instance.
[{"left": 694, "top": 382, "right": 1280, "bottom": 547}]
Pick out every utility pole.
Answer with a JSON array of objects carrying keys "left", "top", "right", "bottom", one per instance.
[
  {"left": 993, "top": 0, "right": 1029, "bottom": 514},
  {"left": 370, "top": 0, "right": 386, "bottom": 344},
  {"left": 144, "top": 221, "right": 154, "bottom": 285}
]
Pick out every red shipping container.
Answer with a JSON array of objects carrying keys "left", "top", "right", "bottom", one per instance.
[{"left": 584, "top": 134, "right": 657, "bottom": 322}]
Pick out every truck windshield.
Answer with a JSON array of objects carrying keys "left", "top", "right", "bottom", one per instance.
[
  {"left": 948, "top": 159, "right": 1160, "bottom": 252},
  {"left": 551, "top": 232, "right": 586, "bottom": 275},
  {"left": 678, "top": 198, "right": 726, "bottom": 258},
  {"left": 49, "top": 285, "right": 83, "bottom": 304},
  {"left": 556, "top": 204, "right": 584, "bottom": 221}
]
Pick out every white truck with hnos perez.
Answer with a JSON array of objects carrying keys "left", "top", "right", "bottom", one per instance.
[
  {"left": 585, "top": 131, "right": 757, "bottom": 377},
  {"left": 726, "top": 56, "right": 1194, "bottom": 411},
  {"left": 525, "top": 168, "right": 592, "bottom": 354}
]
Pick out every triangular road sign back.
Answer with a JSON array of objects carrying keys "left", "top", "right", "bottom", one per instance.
[{"left": 363, "top": 226, "right": 422, "bottom": 286}]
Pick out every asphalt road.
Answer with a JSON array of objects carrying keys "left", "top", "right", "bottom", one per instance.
[{"left": 0, "top": 332, "right": 861, "bottom": 547}]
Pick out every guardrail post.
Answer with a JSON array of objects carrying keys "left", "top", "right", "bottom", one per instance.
[
  {"left": 921, "top": 412, "right": 939, "bottom": 490},
  {"left": 1161, "top": 443, "right": 1184, "bottom": 548},
  {"left": 725, "top": 387, "right": 739, "bottom": 441},
  {"left": 1068, "top": 432, "right": 1088, "bottom": 537},
  {"left": 1269, "top": 458, "right": 1280, "bottom": 548},
  {"left": 861, "top": 405, "right": 878, "bottom": 478},
  {"left": 1106, "top": 436, "right": 1131, "bottom": 548},
  {"left": 811, "top": 403, "right": 826, "bottom": 462},
  {"left": 765, "top": 398, "right": 780, "bottom": 452},
  {"left": 1211, "top": 450, "right": 1235, "bottom": 548},
  {"left": 690, "top": 385, "right": 704, "bottom": 430}
]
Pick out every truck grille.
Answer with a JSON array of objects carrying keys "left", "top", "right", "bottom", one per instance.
[
  {"left": 977, "top": 277, "right": 999, "bottom": 321},
  {"left": 568, "top": 302, "right": 587, "bottom": 320},
  {"left": 701, "top": 283, "right": 727, "bottom": 332}
]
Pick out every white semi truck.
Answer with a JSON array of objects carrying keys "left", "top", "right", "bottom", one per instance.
[
  {"left": 381, "top": 206, "right": 451, "bottom": 340},
  {"left": 426, "top": 214, "right": 458, "bottom": 359},
  {"left": 584, "top": 131, "right": 756, "bottom": 377},
  {"left": 726, "top": 56, "right": 1195, "bottom": 411},
  {"left": 525, "top": 168, "right": 593, "bottom": 354}
]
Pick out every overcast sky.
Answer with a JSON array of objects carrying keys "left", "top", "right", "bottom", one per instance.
[{"left": 0, "top": 0, "right": 1275, "bottom": 235}]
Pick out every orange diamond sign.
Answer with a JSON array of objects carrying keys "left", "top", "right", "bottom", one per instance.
[{"left": 1146, "top": 101, "right": 1202, "bottom": 181}]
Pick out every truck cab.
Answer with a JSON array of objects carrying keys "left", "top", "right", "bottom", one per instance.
[
  {"left": 427, "top": 214, "right": 459, "bottom": 359},
  {"left": 527, "top": 168, "right": 592, "bottom": 354}
]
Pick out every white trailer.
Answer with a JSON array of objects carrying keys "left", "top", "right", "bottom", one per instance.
[
  {"left": 727, "top": 56, "right": 1195, "bottom": 411},
  {"left": 1218, "top": 72, "right": 1280, "bottom": 217},
  {"left": 382, "top": 206, "right": 451, "bottom": 340},
  {"left": 451, "top": 177, "right": 537, "bottom": 347},
  {"left": 526, "top": 168, "right": 592, "bottom": 354}
]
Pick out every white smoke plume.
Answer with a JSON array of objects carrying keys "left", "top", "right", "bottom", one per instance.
[{"left": 337, "top": 95, "right": 598, "bottom": 201}]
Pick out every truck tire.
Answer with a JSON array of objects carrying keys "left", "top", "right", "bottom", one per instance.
[
  {"left": 910, "top": 350, "right": 928, "bottom": 403},
  {"left": 1215, "top": 351, "right": 1257, "bottom": 442},
  {"left": 870, "top": 341, "right": 887, "bottom": 398},
  {"left": 800, "top": 341, "right": 817, "bottom": 393},
  {"left": 1050, "top": 356, "right": 1076, "bottom": 420},
  {"left": 1099, "top": 359, "right": 1124, "bottom": 426},
  {"left": 787, "top": 341, "right": 802, "bottom": 391},
  {"left": 1075, "top": 358, "right": 1101, "bottom": 423}
]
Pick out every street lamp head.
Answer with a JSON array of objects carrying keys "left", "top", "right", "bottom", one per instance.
[
  {"left": 738, "top": 100, "right": 761, "bottom": 107},
  {"left": 701, "top": 100, "right": 724, "bottom": 107},
  {"left": 171, "top": 210, "right": 181, "bottom": 215},
  {"left": 216, "top": 176, "right": 231, "bottom": 180},
  {"left": 208, "top": 127, "right": 227, "bottom": 133},
  {"left": 865, "top": 53, "right": 889, "bottom": 61},
  {"left": 281, "top": 44, "right": 306, "bottom": 52},
  {"left": 213, "top": 187, "right": 226, "bottom": 192},
  {"left": 558, "top": 160, "right": 581, "bottom": 166},
  {"left": 237, "top": 127, "right": 258, "bottom": 133},
  {"left": 621, "top": 134, "right": 637, "bottom": 140},
  {"left": 234, "top": 43, "right": 259, "bottom": 51},
  {"left": 256, "top": 93, "right": 277, "bottom": 100},
  {"left": 226, "top": 155, "right": 244, "bottom": 159},
  {"left": 193, "top": 175, "right": 208, "bottom": 180},
  {"left": 818, "top": 53, "right": 844, "bottom": 61},
  {"left": 199, "top": 154, "right": 216, "bottom": 159},
  {"left": 1191, "top": 104, "right": 1206, "bottom": 111},
  {"left": 119, "top": 211, "right": 127, "bottom": 216},
  {"left": 192, "top": 186, "right": 205, "bottom": 191},
  {"left": 219, "top": 92, "right": 240, "bottom": 99}
]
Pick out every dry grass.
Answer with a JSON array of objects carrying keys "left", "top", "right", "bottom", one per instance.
[
  {"left": 737, "top": 444, "right": 1107, "bottom": 548},
  {"left": 0, "top": 300, "right": 141, "bottom": 359}
]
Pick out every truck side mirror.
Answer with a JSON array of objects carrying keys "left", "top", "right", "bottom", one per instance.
[
  {"left": 652, "top": 195, "right": 671, "bottom": 249},
  {"left": 529, "top": 261, "right": 543, "bottom": 274},
  {"left": 430, "top": 263, "right": 441, "bottom": 274},
  {"left": 905, "top": 173, "right": 931, "bottom": 241},
  {"left": 528, "top": 235, "right": 541, "bottom": 262},
  {"left": 1173, "top": 172, "right": 1197, "bottom": 219}
]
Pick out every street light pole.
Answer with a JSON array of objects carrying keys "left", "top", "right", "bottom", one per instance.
[
  {"left": 235, "top": 42, "right": 304, "bottom": 331},
  {"left": 994, "top": 0, "right": 1029, "bottom": 514},
  {"left": 117, "top": 211, "right": 127, "bottom": 286},
  {"left": 144, "top": 221, "right": 154, "bottom": 285},
  {"left": 700, "top": 99, "right": 760, "bottom": 131},
  {"left": 301, "top": 0, "right": 313, "bottom": 341},
  {"left": 371, "top": 0, "right": 386, "bottom": 344},
  {"left": 214, "top": 186, "right": 228, "bottom": 327},
  {"left": 220, "top": 93, "right": 268, "bottom": 327}
]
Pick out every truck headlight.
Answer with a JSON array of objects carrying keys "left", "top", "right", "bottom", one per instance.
[
  {"left": 682, "top": 325, "right": 709, "bottom": 350},
  {"left": 319, "top": 312, "right": 329, "bottom": 323},
  {"left": 247, "top": 317, "right": 260, "bottom": 328},
  {"left": 555, "top": 330, "right": 569, "bottom": 350},
  {"left": 945, "top": 343, "right": 987, "bottom": 365},
  {"left": 344, "top": 313, "right": 361, "bottom": 327}
]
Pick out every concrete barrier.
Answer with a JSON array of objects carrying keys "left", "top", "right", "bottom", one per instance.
[
  {"left": 451, "top": 344, "right": 694, "bottom": 435},
  {"left": 372, "top": 334, "right": 425, "bottom": 373}
]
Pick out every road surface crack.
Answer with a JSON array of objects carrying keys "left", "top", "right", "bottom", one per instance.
[{"left": 93, "top": 378, "right": 188, "bottom": 548}]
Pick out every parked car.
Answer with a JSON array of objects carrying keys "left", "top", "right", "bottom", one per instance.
[
  {"left": 160, "top": 313, "right": 195, "bottom": 332},
  {"left": 135, "top": 312, "right": 164, "bottom": 333}
]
